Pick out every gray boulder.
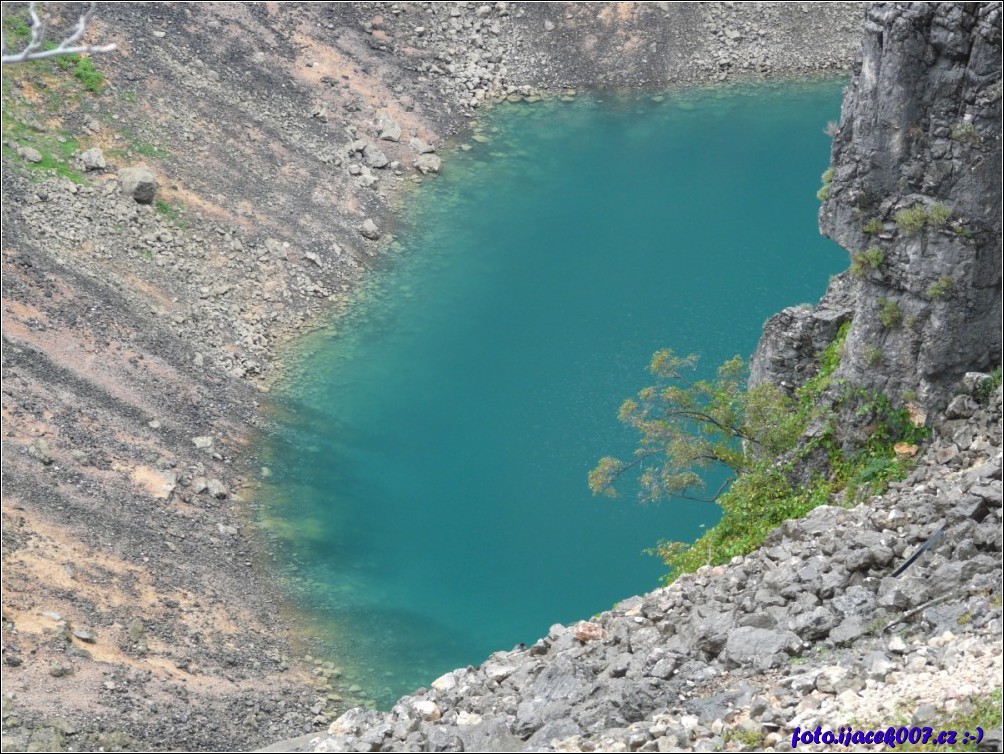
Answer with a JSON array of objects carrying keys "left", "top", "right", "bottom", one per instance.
[
  {"left": 119, "top": 166, "right": 158, "bottom": 204},
  {"left": 415, "top": 154, "right": 442, "bottom": 175},
  {"left": 379, "top": 118, "right": 402, "bottom": 142},
  {"left": 359, "top": 219, "right": 381, "bottom": 240},
  {"left": 724, "top": 627, "right": 801, "bottom": 670},
  {"left": 363, "top": 144, "right": 389, "bottom": 169},
  {"left": 80, "top": 147, "right": 106, "bottom": 171}
]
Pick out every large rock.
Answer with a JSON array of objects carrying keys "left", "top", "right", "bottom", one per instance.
[
  {"left": 362, "top": 144, "right": 389, "bottom": 169},
  {"left": 119, "top": 166, "right": 158, "bottom": 204},
  {"left": 749, "top": 274, "right": 853, "bottom": 393},
  {"left": 414, "top": 153, "right": 442, "bottom": 175},
  {"left": 379, "top": 118, "right": 402, "bottom": 142},
  {"left": 724, "top": 627, "right": 801, "bottom": 670},
  {"left": 359, "top": 218, "right": 381, "bottom": 240},
  {"left": 80, "top": 147, "right": 106, "bottom": 171}
]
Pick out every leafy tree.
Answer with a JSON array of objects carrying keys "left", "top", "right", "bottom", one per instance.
[{"left": 588, "top": 350, "right": 800, "bottom": 503}]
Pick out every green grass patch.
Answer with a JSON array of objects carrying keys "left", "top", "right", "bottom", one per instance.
[
  {"left": 2, "top": 10, "right": 32, "bottom": 48},
  {"left": 72, "top": 56, "right": 104, "bottom": 93},
  {"left": 1, "top": 109, "right": 87, "bottom": 184},
  {"left": 115, "top": 127, "right": 170, "bottom": 159},
  {"left": 25, "top": 150, "right": 86, "bottom": 183},
  {"left": 1, "top": 16, "right": 107, "bottom": 187},
  {"left": 154, "top": 198, "right": 187, "bottom": 226},
  {"left": 133, "top": 141, "right": 169, "bottom": 159},
  {"left": 910, "top": 689, "right": 1002, "bottom": 752}
]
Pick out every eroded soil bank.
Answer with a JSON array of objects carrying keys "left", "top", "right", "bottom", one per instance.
[{"left": 1, "top": 3, "right": 864, "bottom": 750}]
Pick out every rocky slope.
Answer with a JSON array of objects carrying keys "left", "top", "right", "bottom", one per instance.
[
  {"left": 305, "top": 387, "right": 1002, "bottom": 753},
  {"left": 1, "top": 3, "right": 866, "bottom": 751}
]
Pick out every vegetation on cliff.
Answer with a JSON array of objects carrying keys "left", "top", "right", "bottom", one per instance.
[{"left": 593, "top": 323, "right": 931, "bottom": 584}]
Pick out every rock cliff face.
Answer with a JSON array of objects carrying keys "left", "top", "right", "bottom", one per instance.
[{"left": 754, "top": 2, "right": 1002, "bottom": 410}]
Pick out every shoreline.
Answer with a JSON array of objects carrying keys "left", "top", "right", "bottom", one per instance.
[{"left": 0, "top": 3, "right": 867, "bottom": 750}]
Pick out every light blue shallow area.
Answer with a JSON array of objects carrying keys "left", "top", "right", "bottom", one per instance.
[{"left": 260, "top": 81, "right": 847, "bottom": 708}]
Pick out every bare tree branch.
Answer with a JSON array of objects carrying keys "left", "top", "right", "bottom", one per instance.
[{"left": 2, "top": 2, "right": 116, "bottom": 64}]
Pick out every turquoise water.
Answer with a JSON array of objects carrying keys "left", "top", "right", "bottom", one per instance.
[{"left": 261, "top": 82, "right": 846, "bottom": 707}]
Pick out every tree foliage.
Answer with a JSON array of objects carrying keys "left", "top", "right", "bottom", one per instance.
[{"left": 588, "top": 350, "right": 800, "bottom": 503}]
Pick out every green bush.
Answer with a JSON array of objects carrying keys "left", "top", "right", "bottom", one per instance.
[
  {"left": 850, "top": 246, "right": 884, "bottom": 277},
  {"left": 816, "top": 168, "right": 834, "bottom": 202},
  {"left": 617, "top": 322, "right": 925, "bottom": 584},
  {"left": 895, "top": 203, "right": 952, "bottom": 235},
  {"left": 974, "top": 367, "right": 1002, "bottom": 403},
  {"left": 862, "top": 218, "right": 884, "bottom": 235},
  {"left": 877, "top": 297, "right": 902, "bottom": 328},
  {"left": 926, "top": 276, "right": 953, "bottom": 300}
]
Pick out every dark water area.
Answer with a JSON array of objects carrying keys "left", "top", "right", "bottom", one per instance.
[{"left": 260, "top": 81, "right": 847, "bottom": 708}]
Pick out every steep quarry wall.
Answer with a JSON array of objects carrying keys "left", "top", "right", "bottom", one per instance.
[{"left": 753, "top": 2, "right": 1002, "bottom": 412}]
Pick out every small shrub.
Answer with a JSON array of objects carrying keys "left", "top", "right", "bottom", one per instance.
[
  {"left": 927, "top": 276, "right": 953, "bottom": 300},
  {"left": 824, "top": 121, "right": 839, "bottom": 137},
  {"left": 974, "top": 367, "right": 1002, "bottom": 403},
  {"left": 725, "top": 729, "right": 767, "bottom": 749},
  {"left": 895, "top": 203, "right": 952, "bottom": 235},
  {"left": 865, "top": 345, "right": 884, "bottom": 366},
  {"left": 894, "top": 205, "right": 930, "bottom": 235},
  {"left": 850, "top": 246, "right": 884, "bottom": 277},
  {"left": 862, "top": 218, "right": 884, "bottom": 235},
  {"left": 877, "top": 297, "right": 902, "bottom": 329},
  {"left": 950, "top": 121, "right": 978, "bottom": 142},
  {"left": 927, "top": 203, "right": 952, "bottom": 229},
  {"left": 816, "top": 168, "right": 834, "bottom": 202}
]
